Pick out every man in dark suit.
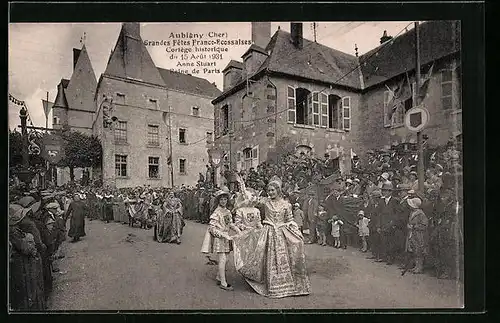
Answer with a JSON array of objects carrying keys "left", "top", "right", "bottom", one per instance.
[
  {"left": 324, "top": 188, "right": 343, "bottom": 246},
  {"left": 375, "top": 182, "right": 402, "bottom": 265},
  {"left": 304, "top": 190, "right": 319, "bottom": 244}
]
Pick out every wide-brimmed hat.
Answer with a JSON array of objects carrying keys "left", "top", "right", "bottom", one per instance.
[
  {"left": 45, "top": 202, "right": 60, "bottom": 210},
  {"left": 358, "top": 210, "right": 365, "bottom": 216},
  {"left": 293, "top": 203, "right": 300, "bottom": 208},
  {"left": 407, "top": 197, "right": 422, "bottom": 209},
  {"left": 17, "top": 196, "right": 41, "bottom": 214},
  {"left": 409, "top": 171, "right": 418, "bottom": 177},
  {"left": 9, "top": 204, "right": 30, "bottom": 226},
  {"left": 381, "top": 172, "right": 390, "bottom": 180},
  {"left": 214, "top": 186, "right": 230, "bottom": 198}
]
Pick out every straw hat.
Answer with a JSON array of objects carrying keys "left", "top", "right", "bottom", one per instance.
[
  {"left": 381, "top": 172, "right": 390, "bottom": 180},
  {"left": 358, "top": 210, "right": 365, "bottom": 216},
  {"left": 45, "top": 202, "right": 60, "bottom": 210},
  {"left": 17, "top": 196, "right": 41, "bottom": 214},
  {"left": 407, "top": 197, "right": 422, "bottom": 209},
  {"left": 214, "top": 186, "right": 230, "bottom": 198},
  {"left": 9, "top": 204, "right": 30, "bottom": 226}
]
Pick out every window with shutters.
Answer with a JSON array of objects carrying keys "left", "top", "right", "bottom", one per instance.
[
  {"left": 342, "top": 97, "right": 351, "bottom": 131},
  {"left": 441, "top": 70, "right": 453, "bottom": 110},
  {"left": 115, "top": 155, "right": 127, "bottom": 177},
  {"left": 328, "top": 95, "right": 341, "bottom": 129},
  {"left": 287, "top": 85, "right": 296, "bottom": 123},
  {"left": 114, "top": 121, "right": 127, "bottom": 143},
  {"left": 383, "top": 91, "right": 392, "bottom": 127},
  {"left": 148, "top": 157, "right": 160, "bottom": 179},
  {"left": 221, "top": 105, "right": 229, "bottom": 135},
  {"left": 147, "top": 125, "right": 159, "bottom": 146},
  {"left": 320, "top": 93, "right": 328, "bottom": 128},
  {"left": 312, "top": 92, "right": 320, "bottom": 126}
]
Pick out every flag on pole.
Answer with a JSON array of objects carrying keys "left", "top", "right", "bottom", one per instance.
[
  {"left": 418, "top": 63, "right": 434, "bottom": 102},
  {"left": 387, "top": 74, "right": 411, "bottom": 120},
  {"left": 42, "top": 100, "right": 53, "bottom": 119}
]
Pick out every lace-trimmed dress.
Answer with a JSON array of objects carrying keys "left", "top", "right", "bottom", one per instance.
[
  {"left": 201, "top": 206, "right": 237, "bottom": 253},
  {"left": 233, "top": 197, "right": 311, "bottom": 298}
]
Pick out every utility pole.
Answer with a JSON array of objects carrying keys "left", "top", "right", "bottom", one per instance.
[
  {"left": 20, "top": 106, "right": 29, "bottom": 168},
  {"left": 415, "top": 21, "right": 425, "bottom": 192},
  {"left": 168, "top": 106, "right": 175, "bottom": 188}
]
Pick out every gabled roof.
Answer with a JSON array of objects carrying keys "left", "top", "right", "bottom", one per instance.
[
  {"left": 104, "top": 23, "right": 165, "bottom": 86},
  {"left": 213, "top": 29, "right": 362, "bottom": 103},
  {"left": 157, "top": 68, "right": 221, "bottom": 98},
  {"left": 359, "top": 20, "right": 460, "bottom": 89},
  {"left": 241, "top": 44, "right": 268, "bottom": 58},
  {"left": 53, "top": 79, "right": 69, "bottom": 109},
  {"left": 61, "top": 79, "right": 70, "bottom": 88},
  {"left": 213, "top": 21, "right": 461, "bottom": 104},
  {"left": 262, "top": 29, "right": 362, "bottom": 89},
  {"left": 222, "top": 60, "right": 244, "bottom": 73}
]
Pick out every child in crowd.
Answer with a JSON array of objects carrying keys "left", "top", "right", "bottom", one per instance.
[
  {"left": 329, "top": 215, "right": 344, "bottom": 248},
  {"left": 316, "top": 205, "right": 329, "bottom": 246},
  {"left": 356, "top": 210, "right": 370, "bottom": 252}
]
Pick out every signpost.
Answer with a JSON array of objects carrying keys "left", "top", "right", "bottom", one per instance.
[
  {"left": 42, "top": 133, "right": 65, "bottom": 165},
  {"left": 404, "top": 106, "right": 430, "bottom": 132}
]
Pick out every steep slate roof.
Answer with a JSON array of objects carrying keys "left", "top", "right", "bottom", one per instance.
[
  {"left": 213, "top": 29, "right": 362, "bottom": 103},
  {"left": 262, "top": 29, "right": 362, "bottom": 89},
  {"left": 157, "top": 68, "right": 221, "bottom": 98},
  {"left": 222, "top": 60, "right": 244, "bottom": 73},
  {"left": 359, "top": 20, "right": 460, "bottom": 89},
  {"left": 241, "top": 44, "right": 269, "bottom": 58},
  {"left": 61, "top": 79, "right": 70, "bottom": 88},
  {"left": 213, "top": 21, "right": 461, "bottom": 104}
]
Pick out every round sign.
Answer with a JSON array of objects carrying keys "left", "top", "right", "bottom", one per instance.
[{"left": 404, "top": 106, "right": 430, "bottom": 132}]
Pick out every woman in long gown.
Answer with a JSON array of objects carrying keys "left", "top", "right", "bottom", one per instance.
[
  {"left": 156, "top": 192, "right": 184, "bottom": 244},
  {"left": 232, "top": 175, "right": 311, "bottom": 298}
]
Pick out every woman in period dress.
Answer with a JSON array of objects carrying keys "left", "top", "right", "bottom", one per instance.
[
  {"left": 405, "top": 197, "right": 429, "bottom": 274},
  {"left": 201, "top": 186, "right": 241, "bottom": 291},
  {"left": 232, "top": 175, "right": 311, "bottom": 298},
  {"left": 156, "top": 192, "right": 184, "bottom": 244}
]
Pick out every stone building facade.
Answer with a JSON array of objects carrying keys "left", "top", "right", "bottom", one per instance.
[
  {"left": 93, "top": 23, "right": 220, "bottom": 188},
  {"left": 213, "top": 21, "right": 461, "bottom": 179}
]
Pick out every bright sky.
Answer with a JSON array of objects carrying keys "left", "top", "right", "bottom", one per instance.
[{"left": 8, "top": 21, "right": 414, "bottom": 130}]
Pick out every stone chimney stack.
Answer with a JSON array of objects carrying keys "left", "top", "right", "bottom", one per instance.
[
  {"left": 251, "top": 22, "right": 271, "bottom": 49},
  {"left": 123, "top": 22, "right": 141, "bottom": 39},
  {"left": 380, "top": 30, "right": 393, "bottom": 44},
  {"left": 291, "top": 22, "right": 303, "bottom": 49}
]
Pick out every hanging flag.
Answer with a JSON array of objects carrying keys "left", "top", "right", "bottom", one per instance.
[
  {"left": 350, "top": 148, "right": 357, "bottom": 159},
  {"left": 418, "top": 63, "right": 434, "bottom": 102},
  {"left": 387, "top": 74, "right": 411, "bottom": 120},
  {"left": 42, "top": 100, "right": 53, "bottom": 119}
]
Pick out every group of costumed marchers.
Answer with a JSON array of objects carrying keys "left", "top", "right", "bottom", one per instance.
[{"left": 201, "top": 174, "right": 311, "bottom": 298}]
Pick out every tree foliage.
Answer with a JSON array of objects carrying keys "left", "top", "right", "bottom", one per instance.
[{"left": 57, "top": 127, "right": 102, "bottom": 169}]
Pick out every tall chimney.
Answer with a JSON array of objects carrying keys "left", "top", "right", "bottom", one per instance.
[
  {"left": 123, "top": 22, "right": 141, "bottom": 39},
  {"left": 73, "top": 48, "right": 82, "bottom": 70},
  {"left": 380, "top": 30, "right": 393, "bottom": 44},
  {"left": 251, "top": 22, "right": 271, "bottom": 49},
  {"left": 291, "top": 22, "right": 303, "bottom": 49}
]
